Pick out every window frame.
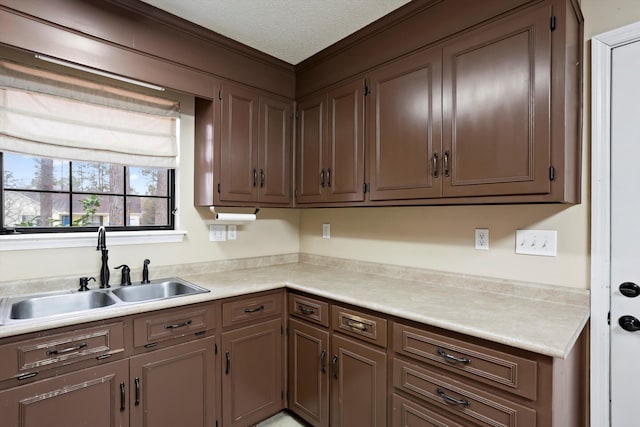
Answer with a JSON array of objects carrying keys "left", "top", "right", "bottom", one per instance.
[{"left": 0, "top": 152, "right": 176, "bottom": 234}]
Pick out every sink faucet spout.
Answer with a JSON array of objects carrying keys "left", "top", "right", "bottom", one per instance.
[{"left": 97, "top": 226, "right": 110, "bottom": 288}]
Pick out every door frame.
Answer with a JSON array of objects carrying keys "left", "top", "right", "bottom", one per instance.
[{"left": 591, "top": 20, "right": 640, "bottom": 427}]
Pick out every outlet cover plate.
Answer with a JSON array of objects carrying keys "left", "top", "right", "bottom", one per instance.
[
  {"left": 209, "top": 224, "right": 226, "bottom": 242},
  {"left": 515, "top": 229, "right": 557, "bottom": 256},
  {"left": 475, "top": 228, "right": 489, "bottom": 250},
  {"left": 322, "top": 223, "right": 330, "bottom": 239}
]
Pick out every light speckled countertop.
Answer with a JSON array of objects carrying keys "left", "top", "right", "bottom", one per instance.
[{"left": 0, "top": 255, "right": 589, "bottom": 359}]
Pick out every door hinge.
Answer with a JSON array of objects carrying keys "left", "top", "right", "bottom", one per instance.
[
  {"left": 550, "top": 15, "right": 556, "bottom": 31},
  {"left": 215, "top": 343, "right": 218, "bottom": 355},
  {"left": 364, "top": 84, "right": 370, "bottom": 96},
  {"left": 217, "top": 183, "right": 221, "bottom": 193},
  {"left": 549, "top": 166, "right": 555, "bottom": 181}
]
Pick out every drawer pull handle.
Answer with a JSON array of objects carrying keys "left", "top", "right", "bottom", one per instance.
[
  {"left": 437, "top": 348, "right": 471, "bottom": 365},
  {"left": 17, "top": 372, "right": 38, "bottom": 381},
  {"left": 244, "top": 305, "right": 265, "bottom": 314},
  {"left": 298, "top": 305, "right": 315, "bottom": 315},
  {"left": 346, "top": 319, "right": 368, "bottom": 332},
  {"left": 46, "top": 342, "right": 88, "bottom": 356},
  {"left": 436, "top": 388, "right": 470, "bottom": 407},
  {"left": 320, "top": 349, "right": 327, "bottom": 374},
  {"left": 96, "top": 353, "right": 113, "bottom": 361},
  {"left": 331, "top": 354, "right": 338, "bottom": 379},
  {"left": 120, "top": 382, "right": 126, "bottom": 412},
  {"left": 165, "top": 319, "right": 192, "bottom": 329},
  {"left": 134, "top": 377, "right": 141, "bottom": 406},
  {"left": 225, "top": 351, "right": 231, "bottom": 375}
]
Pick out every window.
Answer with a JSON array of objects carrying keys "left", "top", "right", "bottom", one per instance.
[
  {"left": 2, "top": 153, "right": 174, "bottom": 232},
  {"left": 0, "top": 56, "right": 180, "bottom": 234}
]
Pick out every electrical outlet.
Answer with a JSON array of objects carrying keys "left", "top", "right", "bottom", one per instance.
[
  {"left": 515, "top": 229, "right": 557, "bottom": 256},
  {"left": 322, "top": 223, "right": 330, "bottom": 239},
  {"left": 209, "top": 224, "right": 226, "bottom": 242},
  {"left": 475, "top": 228, "right": 489, "bottom": 250},
  {"left": 227, "top": 224, "right": 237, "bottom": 240}
]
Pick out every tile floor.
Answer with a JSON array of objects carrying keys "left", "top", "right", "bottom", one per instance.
[{"left": 255, "top": 411, "right": 307, "bottom": 427}]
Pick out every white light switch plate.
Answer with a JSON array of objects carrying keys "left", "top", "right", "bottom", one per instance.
[
  {"left": 515, "top": 229, "right": 557, "bottom": 256},
  {"left": 209, "top": 224, "right": 226, "bottom": 242}
]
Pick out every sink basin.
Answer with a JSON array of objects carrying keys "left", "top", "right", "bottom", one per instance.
[
  {"left": 111, "top": 279, "right": 209, "bottom": 303},
  {"left": 8, "top": 291, "right": 116, "bottom": 320}
]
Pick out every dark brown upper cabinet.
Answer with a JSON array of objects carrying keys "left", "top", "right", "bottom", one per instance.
[
  {"left": 296, "top": 78, "right": 365, "bottom": 204},
  {"left": 441, "top": 4, "right": 552, "bottom": 198},
  {"left": 367, "top": 47, "right": 442, "bottom": 201},
  {"left": 219, "top": 82, "right": 292, "bottom": 205}
]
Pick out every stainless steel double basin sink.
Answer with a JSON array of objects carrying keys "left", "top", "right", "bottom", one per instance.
[{"left": 0, "top": 278, "right": 210, "bottom": 324}]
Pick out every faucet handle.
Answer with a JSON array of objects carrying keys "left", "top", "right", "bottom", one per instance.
[
  {"left": 115, "top": 265, "right": 131, "bottom": 286},
  {"left": 78, "top": 276, "right": 96, "bottom": 292},
  {"left": 142, "top": 259, "right": 150, "bottom": 284}
]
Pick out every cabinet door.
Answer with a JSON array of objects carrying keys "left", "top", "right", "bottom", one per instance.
[
  {"left": 330, "top": 334, "right": 387, "bottom": 427},
  {"left": 327, "top": 79, "right": 365, "bottom": 202},
  {"left": 442, "top": 5, "right": 551, "bottom": 197},
  {"left": 368, "top": 47, "right": 442, "bottom": 201},
  {"left": 220, "top": 83, "right": 259, "bottom": 202},
  {"left": 296, "top": 93, "right": 327, "bottom": 203},
  {"left": 222, "top": 318, "right": 284, "bottom": 426},
  {"left": 288, "top": 318, "right": 330, "bottom": 427},
  {"left": 259, "top": 96, "right": 292, "bottom": 204},
  {"left": 129, "top": 337, "right": 216, "bottom": 427},
  {"left": 0, "top": 359, "right": 128, "bottom": 427}
]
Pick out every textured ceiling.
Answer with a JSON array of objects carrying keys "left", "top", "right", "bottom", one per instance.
[{"left": 139, "top": 0, "right": 412, "bottom": 65}]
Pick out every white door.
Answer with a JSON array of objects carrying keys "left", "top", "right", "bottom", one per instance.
[{"left": 610, "top": 38, "right": 640, "bottom": 426}]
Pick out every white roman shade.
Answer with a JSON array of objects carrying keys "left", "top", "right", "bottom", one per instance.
[{"left": 0, "top": 60, "right": 179, "bottom": 168}]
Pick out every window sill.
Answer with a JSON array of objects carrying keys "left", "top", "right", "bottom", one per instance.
[{"left": 0, "top": 230, "right": 187, "bottom": 251}]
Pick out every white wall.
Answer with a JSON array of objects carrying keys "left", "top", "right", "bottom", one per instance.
[
  {"left": 299, "top": 0, "right": 640, "bottom": 290},
  {"left": 0, "top": 94, "right": 301, "bottom": 282}
]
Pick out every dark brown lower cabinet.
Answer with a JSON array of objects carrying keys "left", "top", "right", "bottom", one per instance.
[
  {"left": 392, "top": 394, "right": 465, "bottom": 427},
  {"left": 129, "top": 337, "right": 216, "bottom": 427},
  {"left": 330, "top": 334, "right": 387, "bottom": 427},
  {"left": 222, "top": 318, "right": 284, "bottom": 426},
  {"left": 288, "top": 317, "right": 330, "bottom": 427},
  {"left": 0, "top": 359, "right": 129, "bottom": 427}
]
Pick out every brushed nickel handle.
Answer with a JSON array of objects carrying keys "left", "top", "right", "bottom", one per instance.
[
  {"left": 244, "top": 305, "right": 264, "bottom": 313},
  {"left": 327, "top": 168, "right": 332, "bottom": 187},
  {"left": 347, "top": 319, "right": 368, "bottom": 332},
  {"left": 436, "top": 388, "right": 469, "bottom": 407},
  {"left": 298, "top": 305, "right": 315, "bottom": 315},
  {"left": 320, "top": 349, "right": 327, "bottom": 374},
  {"left": 320, "top": 169, "right": 326, "bottom": 188},
  {"left": 437, "top": 348, "right": 470, "bottom": 365},
  {"left": 260, "top": 169, "right": 265, "bottom": 188},
  {"left": 47, "top": 342, "right": 88, "bottom": 356},
  {"left": 253, "top": 168, "right": 257, "bottom": 187},
  {"left": 432, "top": 152, "right": 439, "bottom": 177},
  {"left": 165, "top": 319, "right": 192, "bottom": 329},
  {"left": 443, "top": 150, "right": 450, "bottom": 177},
  {"left": 225, "top": 351, "right": 231, "bottom": 375}
]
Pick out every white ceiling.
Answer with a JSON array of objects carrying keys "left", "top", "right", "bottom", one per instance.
[{"left": 139, "top": 0, "right": 412, "bottom": 65}]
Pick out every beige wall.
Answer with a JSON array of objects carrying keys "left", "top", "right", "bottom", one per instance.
[
  {"left": 0, "top": 93, "right": 301, "bottom": 282},
  {"left": 299, "top": 0, "right": 640, "bottom": 290}
]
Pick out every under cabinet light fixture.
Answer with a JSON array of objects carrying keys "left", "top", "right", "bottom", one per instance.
[{"left": 34, "top": 54, "right": 166, "bottom": 91}]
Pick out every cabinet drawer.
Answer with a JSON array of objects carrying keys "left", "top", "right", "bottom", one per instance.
[
  {"left": 134, "top": 304, "right": 215, "bottom": 348},
  {"left": 393, "top": 358, "right": 536, "bottom": 427},
  {"left": 0, "top": 322, "right": 124, "bottom": 382},
  {"left": 288, "top": 293, "right": 329, "bottom": 327},
  {"left": 392, "top": 393, "right": 465, "bottom": 427},
  {"left": 222, "top": 291, "right": 283, "bottom": 328},
  {"left": 393, "top": 323, "right": 537, "bottom": 399},
  {"left": 332, "top": 305, "right": 387, "bottom": 348}
]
